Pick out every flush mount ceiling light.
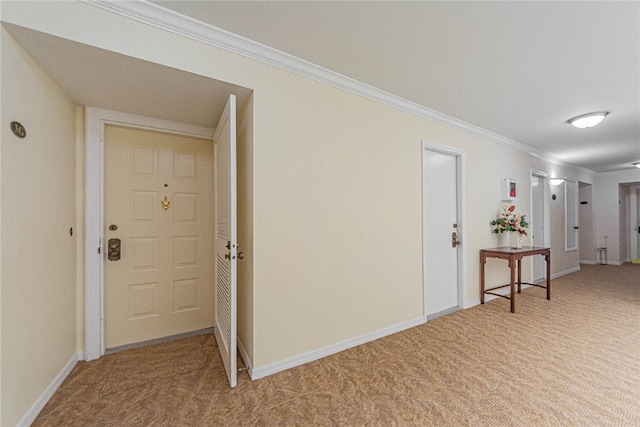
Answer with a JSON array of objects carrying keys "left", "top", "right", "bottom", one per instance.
[
  {"left": 568, "top": 112, "right": 609, "bottom": 129},
  {"left": 633, "top": 162, "right": 640, "bottom": 169}
]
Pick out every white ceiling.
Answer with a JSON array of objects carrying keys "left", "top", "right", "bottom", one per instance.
[
  {"left": 5, "top": 1, "right": 640, "bottom": 173},
  {"left": 152, "top": 0, "right": 640, "bottom": 173},
  {"left": 3, "top": 23, "right": 253, "bottom": 131}
]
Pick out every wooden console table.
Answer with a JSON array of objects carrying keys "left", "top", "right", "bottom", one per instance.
[{"left": 480, "top": 246, "right": 551, "bottom": 313}]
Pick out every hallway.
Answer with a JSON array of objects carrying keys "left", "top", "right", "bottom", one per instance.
[{"left": 34, "top": 264, "right": 640, "bottom": 426}]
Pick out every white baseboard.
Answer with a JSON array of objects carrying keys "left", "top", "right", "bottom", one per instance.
[
  {"left": 237, "top": 337, "right": 253, "bottom": 378},
  {"left": 250, "top": 317, "right": 424, "bottom": 381},
  {"left": 580, "top": 260, "right": 597, "bottom": 265},
  {"left": 105, "top": 327, "right": 213, "bottom": 355},
  {"left": 17, "top": 352, "right": 80, "bottom": 427},
  {"left": 551, "top": 266, "right": 581, "bottom": 279},
  {"left": 584, "top": 260, "right": 625, "bottom": 266}
]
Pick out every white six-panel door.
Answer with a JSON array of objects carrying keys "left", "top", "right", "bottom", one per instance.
[
  {"left": 213, "top": 95, "right": 238, "bottom": 388},
  {"left": 104, "top": 126, "right": 214, "bottom": 349}
]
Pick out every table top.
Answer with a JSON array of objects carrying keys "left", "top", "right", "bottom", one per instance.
[{"left": 480, "top": 246, "right": 550, "bottom": 255}]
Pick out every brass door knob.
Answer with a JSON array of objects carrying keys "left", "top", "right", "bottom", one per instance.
[{"left": 237, "top": 252, "right": 245, "bottom": 260}]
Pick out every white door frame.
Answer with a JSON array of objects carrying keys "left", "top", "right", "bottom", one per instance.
[
  {"left": 564, "top": 179, "right": 579, "bottom": 251},
  {"left": 629, "top": 185, "right": 639, "bottom": 260},
  {"left": 530, "top": 170, "right": 550, "bottom": 282},
  {"left": 421, "top": 141, "right": 466, "bottom": 319},
  {"left": 84, "top": 107, "right": 213, "bottom": 361}
]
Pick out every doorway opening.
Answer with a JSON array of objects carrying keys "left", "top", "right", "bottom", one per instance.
[
  {"left": 86, "top": 108, "right": 215, "bottom": 359},
  {"left": 632, "top": 185, "right": 640, "bottom": 262},
  {"left": 619, "top": 182, "right": 640, "bottom": 263},
  {"left": 103, "top": 124, "right": 215, "bottom": 351},
  {"left": 530, "top": 170, "right": 550, "bottom": 283},
  {"left": 85, "top": 101, "right": 250, "bottom": 387},
  {"left": 578, "top": 182, "right": 595, "bottom": 264}
]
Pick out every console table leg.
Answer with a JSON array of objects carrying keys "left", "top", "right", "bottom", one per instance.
[
  {"left": 510, "top": 259, "right": 516, "bottom": 313},
  {"left": 545, "top": 253, "right": 551, "bottom": 300},
  {"left": 480, "top": 255, "right": 486, "bottom": 304}
]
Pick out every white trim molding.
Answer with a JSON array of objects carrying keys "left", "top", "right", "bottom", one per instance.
[
  {"left": 237, "top": 337, "right": 253, "bottom": 379},
  {"left": 79, "top": 0, "right": 593, "bottom": 174},
  {"left": 84, "top": 107, "right": 213, "bottom": 361},
  {"left": 17, "top": 353, "right": 80, "bottom": 427},
  {"left": 530, "top": 169, "right": 552, "bottom": 283},
  {"left": 551, "top": 266, "right": 581, "bottom": 279},
  {"left": 250, "top": 317, "right": 424, "bottom": 380}
]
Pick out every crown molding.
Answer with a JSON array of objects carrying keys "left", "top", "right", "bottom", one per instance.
[{"left": 81, "top": 0, "right": 591, "bottom": 174}]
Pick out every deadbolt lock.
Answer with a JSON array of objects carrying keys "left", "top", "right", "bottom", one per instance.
[{"left": 108, "top": 238, "right": 121, "bottom": 261}]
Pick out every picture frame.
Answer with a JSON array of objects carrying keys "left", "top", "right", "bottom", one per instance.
[{"left": 501, "top": 178, "right": 517, "bottom": 201}]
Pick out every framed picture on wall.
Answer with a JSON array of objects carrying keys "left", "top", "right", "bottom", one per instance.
[{"left": 502, "top": 178, "right": 517, "bottom": 201}]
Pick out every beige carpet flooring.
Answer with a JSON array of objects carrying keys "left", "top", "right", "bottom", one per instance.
[{"left": 34, "top": 263, "right": 639, "bottom": 426}]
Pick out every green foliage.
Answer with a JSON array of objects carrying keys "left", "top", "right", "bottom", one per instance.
[{"left": 490, "top": 205, "right": 529, "bottom": 235}]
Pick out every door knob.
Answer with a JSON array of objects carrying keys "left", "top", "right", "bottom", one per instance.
[
  {"left": 451, "top": 232, "right": 461, "bottom": 248},
  {"left": 237, "top": 252, "right": 245, "bottom": 260}
]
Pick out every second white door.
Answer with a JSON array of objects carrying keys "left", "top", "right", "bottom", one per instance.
[
  {"left": 531, "top": 174, "right": 546, "bottom": 282},
  {"left": 423, "top": 144, "right": 462, "bottom": 319}
]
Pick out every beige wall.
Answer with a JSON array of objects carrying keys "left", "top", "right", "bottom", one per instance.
[
  {"left": 0, "top": 28, "right": 77, "bottom": 426},
  {"left": 1, "top": 0, "right": 589, "bottom": 365},
  {"left": 2, "top": 1, "right": 624, "bottom": 420}
]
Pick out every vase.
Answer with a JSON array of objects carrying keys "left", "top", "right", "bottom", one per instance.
[{"left": 510, "top": 232, "right": 523, "bottom": 249}]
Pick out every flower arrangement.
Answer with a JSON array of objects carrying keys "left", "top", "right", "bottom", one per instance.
[{"left": 490, "top": 205, "right": 529, "bottom": 235}]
